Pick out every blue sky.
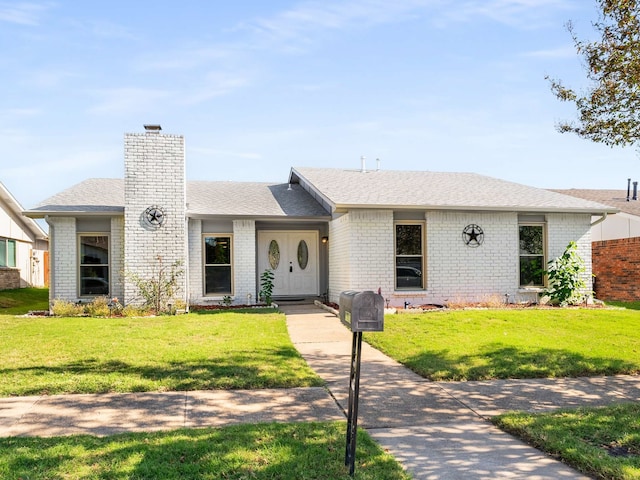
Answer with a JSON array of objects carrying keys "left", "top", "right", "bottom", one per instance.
[{"left": 1, "top": 0, "right": 636, "bottom": 210}]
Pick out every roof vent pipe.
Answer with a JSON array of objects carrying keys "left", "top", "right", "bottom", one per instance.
[
  {"left": 360, "top": 156, "right": 366, "bottom": 173},
  {"left": 634, "top": 181, "right": 638, "bottom": 201},
  {"left": 627, "top": 178, "right": 632, "bottom": 201},
  {"left": 376, "top": 158, "right": 380, "bottom": 171}
]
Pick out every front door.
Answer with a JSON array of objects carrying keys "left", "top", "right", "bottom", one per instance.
[{"left": 257, "top": 231, "right": 319, "bottom": 297}]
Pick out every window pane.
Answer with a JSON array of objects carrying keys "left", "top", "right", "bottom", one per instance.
[
  {"left": 0, "top": 240, "right": 5, "bottom": 267},
  {"left": 205, "top": 237, "right": 231, "bottom": 265},
  {"left": 80, "top": 265, "right": 109, "bottom": 295},
  {"left": 268, "top": 240, "right": 280, "bottom": 270},
  {"left": 519, "top": 226, "right": 543, "bottom": 255},
  {"left": 520, "top": 257, "right": 544, "bottom": 286},
  {"left": 81, "top": 236, "right": 109, "bottom": 264},
  {"left": 7, "top": 240, "right": 15, "bottom": 267},
  {"left": 396, "top": 257, "right": 423, "bottom": 288},
  {"left": 396, "top": 225, "right": 422, "bottom": 255},
  {"left": 205, "top": 266, "right": 232, "bottom": 294},
  {"left": 297, "top": 240, "right": 309, "bottom": 270}
]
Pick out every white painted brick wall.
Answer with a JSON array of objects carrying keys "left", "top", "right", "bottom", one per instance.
[
  {"left": 425, "top": 211, "right": 518, "bottom": 305},
  {"left": 48, "top": 217, "right": 77, "bottom": 302},
  {"left": 233, "top": 219, "right": 256, "bottom": 302},
  {"left": 187, "top": 219, "right": 203, "bottom": 305},
  {"left": 110, "top": 216, "right": 125, "bottom": 301},
  {"left": 123, "top": 132, "right": 187, "bottom": 305},
  {"left": 546, "top": 213, "right": 593, "bottom": 298}
]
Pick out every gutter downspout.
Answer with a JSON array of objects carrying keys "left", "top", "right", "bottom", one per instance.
[{"left": 591, "top": 212, "right": 608, "bottom": 227}]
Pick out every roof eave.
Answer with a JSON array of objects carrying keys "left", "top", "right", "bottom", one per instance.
[
  {"left": 332, "top": 203, "right": 619, "bottom": 215},
  {"left": 23, "top": 209, "right": 125, "bottom": 219}
]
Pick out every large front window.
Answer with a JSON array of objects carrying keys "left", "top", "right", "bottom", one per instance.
[
  {"left": 519, "top": 224, "right": 545, "bottom": 287},
  {"left": 204, "top": 236, "right": 232, "bottom": 295},
  {"left": 0, "top": 238, "right": 16, "bottom": 267},
  {"left": 79, "top": 235, "right": 109, "bottom": 296},
  {"left": 395, "top": 223, "right": 424, "bottom": 289}
]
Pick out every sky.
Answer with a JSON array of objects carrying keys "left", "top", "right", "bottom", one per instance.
[{"left": 1, "top": 0, "right": 637, "bottom": 211}]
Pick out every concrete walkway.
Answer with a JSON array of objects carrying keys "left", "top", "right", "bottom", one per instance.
[
  {"left": 284, "top": 304, "right": 640, "bottom": 479},
  {"left": 1, "top": 304, "right": 639, "bottom": 479}
]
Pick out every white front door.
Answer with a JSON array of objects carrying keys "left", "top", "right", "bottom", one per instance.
[{"left": 257, "top": 231, "right": 319, "bottom": 297}]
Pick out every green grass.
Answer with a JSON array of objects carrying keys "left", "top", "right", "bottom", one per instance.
[
  {"left": 365, "top": 309, "right": 640, "bottom": 381},
  {"left": 0, "top": 422, "right": 410, "bottom": 480},
  {"left": 0, "top": 311, "right": 324, "bottom": 396},
  {"left": 494, "top": 403, "right": 640, "bottom": 480},
  {"left": 0, "top": 287, "right": 48, "bottom": 314}
]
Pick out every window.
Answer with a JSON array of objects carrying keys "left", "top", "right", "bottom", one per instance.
[
  {"left": 395, "top": 223, "right": 424, "bottom": 289},
  {"left": 204, "top": 236, "right": 232, "bottom": 295},
  {"left": 0, "top": 239, "right": 16, "bottom": 267},
  {"left": 79, "top": 235, "right": 109, "bottom": 296},
  {"left": 519, "top": 224, "right": 545, "bottom": 287}
]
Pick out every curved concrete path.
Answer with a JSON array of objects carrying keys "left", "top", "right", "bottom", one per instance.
[{"left": 283, "top": 304, "right": 640, "bottom": 479}]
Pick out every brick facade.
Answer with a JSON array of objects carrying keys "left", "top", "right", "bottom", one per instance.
[
  {"left": 123, "top": 131, "right": 187, "bottom": 305},
  {"left": 0, "top": 268, "right": 20, "bottom": 290},
  {"left": 592, "top": 237, "right": 640, "bottom": 301}
]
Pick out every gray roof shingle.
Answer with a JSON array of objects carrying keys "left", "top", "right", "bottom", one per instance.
[
  {"left": 290, "top": 167, "right": 618, "bottom": 214},
  {"left": 25, "top": 178, "right": 330, "bottom": 219},
  {"left": 551, "top": 189, "right": 640, "bottom": 217}
]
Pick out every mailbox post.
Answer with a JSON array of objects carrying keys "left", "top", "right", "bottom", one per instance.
[{"left": 339, "top": 290, "right": 384, "bottom": 476}]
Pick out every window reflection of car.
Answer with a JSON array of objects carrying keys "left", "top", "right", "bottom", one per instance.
[
  {"left": 396, "top": 266, "right": 422, "bottom": 288},
  {"left": 81, "top": 277, "right": 109, "bottom": 295}
]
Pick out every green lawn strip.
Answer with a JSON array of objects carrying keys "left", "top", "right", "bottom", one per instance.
[
  {"left": 0, "top": 422, "right": 410, "bottom": 480},
  {"left": 0, "top": 311, "right": 323, "bottom": 396},
  {"left": 0, "top": 287, "right": 48, "bottom": 315},
  {"left": 365, "top": 309, "right": 640, "bottom": 381},
  {"left": 493, "top": 403, "right": 640, "bottom": 480}
]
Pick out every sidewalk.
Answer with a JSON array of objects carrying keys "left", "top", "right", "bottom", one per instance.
[
  {"left": 284, "top": 304, "right": 639, "bottom": 479},
  {"left": 1, "top": 304, "right": 638, "bottom": 479}
]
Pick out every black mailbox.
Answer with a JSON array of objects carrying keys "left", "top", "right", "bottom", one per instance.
[{"left": 339, "top": 290, "right": 384, "bottom": 332}]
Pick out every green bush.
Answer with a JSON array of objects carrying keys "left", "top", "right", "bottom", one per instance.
[
  {"left": 544, "top": 241, "right": 589, "bottom": 306},
  {"left": 85, "top": 296, "right": 111, "bottom": 317}
]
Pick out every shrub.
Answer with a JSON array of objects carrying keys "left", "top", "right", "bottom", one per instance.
[
  {"left": 544, "top": 241, "right": 589, "bottom": 306},
  {"left": 51, "top": 299, "right": 85, "bottom": 317},
  {"left": 85, "top": 296, "right": 111, "bottom": 317}
]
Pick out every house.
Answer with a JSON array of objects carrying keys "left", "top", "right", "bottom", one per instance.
[
  {"left": 552, "top": 187, "right": 640, "bottom": 302},
  {"left": 0, "top": 181, "right": 48, "bottom": 289},
  {"left": 24, "top": 126, "right": 617, "bottom": 309}
]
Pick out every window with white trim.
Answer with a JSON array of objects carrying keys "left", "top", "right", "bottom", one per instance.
[
  {"left": 395, "top": 223, "right": 425, "bottom": 290},
  {"left": 519, "top": 224, "right": 545, "bottom": 287},
  {"left": 79, "top": 235, "right": 109, "bottom": 296},
  {"left": 204, "top": 235, "right": 233, "bottom": 295}
]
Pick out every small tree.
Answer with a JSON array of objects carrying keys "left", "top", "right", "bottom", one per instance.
[
  {"left": 259, "top": 269, "right": 275, "bottom": 306},
  {"left": 544, "top": 242, "right": 588, "bottom": 306},
  {"left": 126, "top": 256, "right": 184, "bottom": 314}
]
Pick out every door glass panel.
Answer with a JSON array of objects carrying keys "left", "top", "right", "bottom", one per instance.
[
  {"left": 297, "top": 240, "right": 309, "bottom": 270},
  {"left": 268, "top": 240, "right": 280, "bottom": 270}
]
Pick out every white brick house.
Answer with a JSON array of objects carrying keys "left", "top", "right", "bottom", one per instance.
[{"left": 24, "top": 126, "right": 616, "bottom": 308}]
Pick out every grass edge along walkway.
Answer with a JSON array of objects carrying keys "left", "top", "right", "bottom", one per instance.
[{"left": 0, "top": 421, "right": 411, "bottom": 480}]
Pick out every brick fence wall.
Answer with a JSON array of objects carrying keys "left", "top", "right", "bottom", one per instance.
[
  {"left": 592, "top": 237, "right": 640, "bottom": 301},
  {"left": 0, "top": 268, "right": 20, "bottom": 290}
]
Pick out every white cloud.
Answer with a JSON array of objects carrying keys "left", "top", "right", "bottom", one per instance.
[
  {"left": 523, "top": 45, "right": 576, "bottom": 59},
  {"left": 0, "top": 2, "right": 52, "bottom": 26}
]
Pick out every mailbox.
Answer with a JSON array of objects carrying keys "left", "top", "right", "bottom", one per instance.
[{"left": 339, "top": 290, "right": 384, "bottom": 332}]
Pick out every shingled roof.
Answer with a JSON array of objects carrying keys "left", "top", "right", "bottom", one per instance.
[
  {"left": 551, "top": 189, "right": 640, "bottom": 217},
  {"left": 290, "top": 167, "right": 618, "bottom": 214},
  {"left": 24, "top": 178, "right": 330, "bottom": 219}
]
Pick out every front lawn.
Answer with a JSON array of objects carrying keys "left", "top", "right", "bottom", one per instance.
[
  {"left": 365, "top": 309, "right": 640, "bottom": 381},
  {"left": 0, "top": 287, "right": 48, "bottom": 315},
  {"left": 0, "top": 422, "right": 410, "bottom": 480},
  {"left": 494, "top": 403, "right": 640, "bottom": 480},
  {"left": 0, "top": 311, "right": 323, "bottom": 396}
]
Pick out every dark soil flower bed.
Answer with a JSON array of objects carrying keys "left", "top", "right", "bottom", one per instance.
[{"left": 190, "top": 304, "right": 271, "bottom": 311}]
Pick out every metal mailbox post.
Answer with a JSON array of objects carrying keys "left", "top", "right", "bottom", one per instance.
[{"left": 339, "top": 290, "right": 384, "bottom": 476}]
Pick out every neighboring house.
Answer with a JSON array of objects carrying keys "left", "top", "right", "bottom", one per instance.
[
  {"left": 0, "top": 182, "right": 48, "bottom": 289},
  {"left": 552, "top": 188, "right": 640, "bottom": 302},
  {"left": 24, "top": 126, "right": 616, "bottom": 308}
]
